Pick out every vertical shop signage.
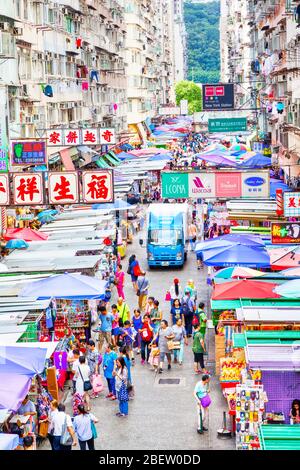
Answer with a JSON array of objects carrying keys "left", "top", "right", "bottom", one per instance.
[
  {"left": 48, "top": 172, "right": 79, "bottom": 204},
  {"left": 0, "top": 87, "right": 9, "bottom": 172},
  {"left": 82, "top": 128, "right": 99, "bottom": 145},
  {"left": 283, "top": 192, "right": 300, "bottom": 217},
  {"left": 12, "top": 173, "right": 44, "bottom": 205},
  {"left": 100, "top": 128, "right": 116, "bottom": 145},
  {"left": 47, "top": 129, "right": 64, "bottom": 146},
  {"left": 82, "top": 170, "right": 114, "bottom": 204}
]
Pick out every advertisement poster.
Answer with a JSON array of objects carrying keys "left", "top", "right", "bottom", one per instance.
[
  {"left": 241, "top": 172, "right": 269, "bottom": 198},
  {"left": 215, "top": 173, "right": 241, "bottom": 198},
  {"left": 188, "top": 173, "right": 215, "bottom": 197},
  {"left": 271, "top": 222, "right": 300, "bottom": 245},
  {"left": 11, "top": 140, "right": 47, "bottom": 165}
]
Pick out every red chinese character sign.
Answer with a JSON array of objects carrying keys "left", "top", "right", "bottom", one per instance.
[
  {"left": 48, "top": 172, "right": 79, "bottom": 204},
  {"left": 12, "top": 173, "right": 44, "bottom": 205},
  {"left": 65, "top": 129, "right": 80, "bottom": 146},
  {"left": 82, "top": 129, "right": 98, "bottom": 145},
  {"left": 0, "top": 174, "right": 9, "bottom": 205},
  {"left": 47, "top": 130, "right": 63, "bottom": 146},
  {"left": 100, "top": 128, "right": 116, "bottom": 145},
  {"left": 82, "top": 171, "right": 114, "bottom": 204}
]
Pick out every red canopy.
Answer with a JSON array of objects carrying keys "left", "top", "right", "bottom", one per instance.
[
  {"left": 212, "top": 279, "right": 281, "bottom": 300},
  {"left": 5, "top": 228, "right": 48, "bottom": 242}
]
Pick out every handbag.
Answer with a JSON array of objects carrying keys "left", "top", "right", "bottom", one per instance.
[
  {"left": 199, "top": 394, "right": 211, "bottom": 408},
  {"left": 167, "top": 340, "right": 181, "bottom": 350},
  {"left": 38, "top": 421, "right": 49, "bottom": 438},
  {"left": 78, "top": 366, "right": 93, "bottom": 392},
  {"left": 118, "top": 379, "right": 129, "bottom": 402},
  {"left": 60, "top": 416, "right": 73, "bottom": 446},
  {"left": 92, "top": 374, "right": 104, "bottom": 394},
  {"left": 90, "top": 418, "right": 98, "bottom": 439},
  {"left": 165, "top": 291, "right": 171, "bottom": 301}
]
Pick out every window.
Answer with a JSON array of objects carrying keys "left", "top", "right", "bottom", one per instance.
[{"left": 148, "top": 229, "right": 182, "bottom": 246}]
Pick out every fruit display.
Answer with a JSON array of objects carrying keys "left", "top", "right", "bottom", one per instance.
[{"left": 220, "top": 358, "right": 246, "bottom": 382}]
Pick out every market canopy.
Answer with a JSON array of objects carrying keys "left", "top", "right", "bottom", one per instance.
[
  {"left": 203, "top": 244, "right": 270, "bottom": 268},
  {"left": 246, "top": 344, "right": 300, "bottom": 370},
  {"left": 5, "top": 228, "right": 48, "bottom": 242},
  {"left": 0, "top": 433, "right": 19, "bottom": 451},
  {"left": 274, "top": 279, "right": 300, "bottom": 298},
  {"left": 238, "top": 153, "right": 272, "bottom": 168},
  {"left": 213, "top": 266, "right": 265, "bottom": 279},
  {"left": 194, "top": 152, "right": 236, "bottom": 167},
  {"left": 0, "top": 345, "right": 48, "bottom": 375},
  {"left": 196, "top": 234, "right": 265, "bottom": 254},
  {"left": 0, "top": 374, "right": 33, "bottom": 412},
  {"left": 20, "top": 272, "right": 107, "bottom": 300},
  {"left": 212, "top": 279, "right": 281, "bottom": 300}
]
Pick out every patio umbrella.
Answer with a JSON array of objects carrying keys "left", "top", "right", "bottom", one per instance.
[
  {"left": 213, "top": 266, "right": 265, "bottom": 279},
  {"left": 268, "top": 247, "right": 300, "bottom": 270},
  {"left": 195, "top": 234, "right": 265, "bottom": 253},
  {"left": 38, "top": 213, "right": 55, "bottom": 224},
  {"left": 212, "top": 279, "right": 281, "bottom": 300},
  {"left": 20, "top": 272, "right": 107, "bottom": 300},
  {"left": 194, "top": 153, "right": 237, "bottom": 167},
  {"left": 37, "top": 209, "right": 58, "bottom": 219},
  {"left": 274, "top": 279, "right": 300, "bottom": 298},
  {"left": 0, "top": 345, "right": 48, "bottom": 376},
  {"left": 280, "top": 267, "right": 300, "bottom": 277},
  {"left": 0, "top": 263, "right": 8, "bottom": 272},
  {"left": 5, "top": 228, "right": 48, "bottom": 241},
  {"left": 238, "top": 153, "right": 272, "bottom": 168},
  {"left": 203, "top": 244, "right": 270, "bottom": 268},
  {"left": 5, "top": 239, "right": 28, "bottom": 250}
]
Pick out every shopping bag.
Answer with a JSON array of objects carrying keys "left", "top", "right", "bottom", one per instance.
[
  {"left": 92, "top": 374, "right": 104, "bottom": 394},
  {"left": 165, "top": 291, "right": 171, "bottom": 301},
  {"left": 38, "top": 421, "right": 49, "bottom": 438},
  {"left": 167, "top": 340, "right": 181, "bottom": 350}
]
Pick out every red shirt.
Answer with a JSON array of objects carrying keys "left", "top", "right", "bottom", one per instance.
[{"left": 140, "top": 322, "right": 153, "bottom": 342}]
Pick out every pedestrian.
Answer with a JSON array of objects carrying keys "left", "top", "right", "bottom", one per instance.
[
  {"left": 193, "top": 374, "right": 211, "bottom": 433},
  {"left": 115, "top": 264, "right": 125, "bottom": 299},
  {"left": 73, "top": 404, "right": 98, "bottom": 450},
  {"left": 132, "top": 308, "right": 143, "bottom": 354},
  {"left": 97, "top": 305, "right": 114, "bottom": 352},
  {"left": 119, "top": 320, "right": 136, "bottom": 362},
  {"left": 48, "top": 400, "right": 76, "bottom": 451},
  {"left": 188, "top": 221, "right": 197, "bottom": 251},
  {"left": 86, "top": 339, "right": 101, "bottom": 399},
  {"left": 103, "top": 344, "right": 118, "bottom": 401},
  {"left": 192, "top": 324, "right": 207, "bottom": 375},
  {"left": 117, "top": 297, "right": 131, "bottom": 326},
  {"left": 113, "top": 356, "right": 129, "bottom": 417},
  {"left": 23, "top": 435, "right": 34, "bottom": 451},
  {"left": 153, "top": 320, "right": 175, "bottom": 374},
  {"left": 172, "top": 318, "right": 188, "bottom": 365},
  {"left": 148, "top": 341, "right": 160, "bottom": 371},
  {"left": 197, "top": 302, "right": 208, "bottom": 338},
  {"left": 74, "top": 356, "right": 92, "bottom": 411},
  {"left": 169, "top": 278, "right": 183, "bottom": 308},
  {"left": 196, "top": 251, "right": 204, "bottom": 270},
  {"left": 145, "top": 296, "right": 155, "bottom": 316},
  {"left": 170, "top": 298, "right": 184, "bottom": 326},
  {"left": 139, "top": 314, "right": 154, "bottom": 364},
  {"left": 137, "top": 271, "right": 149, "bottom": 311},
  {"left": 149, "top": 299, "right": 163, "bottom": 334},
  {"left": 128, "top": 254, "right": 142, "bottom": 291},
  {"left": 111, "top": 304, "right": 120, "bottom": 347},
  {"left": 181, "top": 289, "right": 195, "bottom": 337},
  {"left": 120, "top": 345, "right": 133, "bottom": 396}
]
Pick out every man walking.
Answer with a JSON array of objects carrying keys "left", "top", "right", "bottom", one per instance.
[
  {"left": 181, "top": 289, "right": 195, "bottom": 337},
  {"left": 194, "top": 374, "right": 210, "bottom": 434},
  {"left": 137, "top": 271, "right": 149, "bottom": 312},
  {"left": 97, "top": 305, "right": 114, "bottom": 352},
  {"left": 117, "top": 297, "right": 131, "bottom": 326}
]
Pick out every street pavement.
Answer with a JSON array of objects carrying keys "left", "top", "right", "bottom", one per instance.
[{"left": 45, "top": 228, "right": 235, "bottom": 450}]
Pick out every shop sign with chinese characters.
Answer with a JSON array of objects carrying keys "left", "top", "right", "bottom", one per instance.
[
  {"left": 47, "top": 128, "right": 116, "bottom": 146},
  {"left": 0, "top": 170, "right": 113, "bottom": 205},
  {"left": 11, "top": 141, "right": 47, "bottom": 165},
  {"left": 283, "top": 192, "right": 300, "bottom": 217},
  {"left": 271, "top": 222, "right": 300, "bottom": 244}
]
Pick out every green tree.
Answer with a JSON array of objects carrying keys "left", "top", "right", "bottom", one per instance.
[{"left": 175, "top": 80, "right": 202, "bottom": 114}]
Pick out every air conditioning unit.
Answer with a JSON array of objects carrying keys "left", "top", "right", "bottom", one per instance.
[
  {"left": 100, "top": 122, "right": 107, "bottom": 128},
  {"left": 33, "top": 114, "right": 40, "bottom": 121},
  {"left": 25, "top": 116, "right": 34, "bottom": 124},
  {"left": 54, "top": 53, "right": 59, "bottom": 59},
  {"left": 13, "top": 27, "right": 23, "bottom": 36},
  {"left": 0, "top": 22, "right": 10, "bottom": 32},
  {"left": 37, "top": 52, "right": 43, "bottom": 60}
]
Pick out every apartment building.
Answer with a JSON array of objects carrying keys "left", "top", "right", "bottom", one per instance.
[
  {"left": 124, "top": 0, "right": 176, "bottom": 144},
  {"left": 173, "top": 0, "right": 187, "bottom": 83}
]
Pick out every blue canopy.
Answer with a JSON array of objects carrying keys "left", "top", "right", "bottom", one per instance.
[
  {"left": 20, "top": 273, "right": 107, "bottom": 300},
  {"left": 195, "top": 234, "right": 264, "bottom": 253},
  {"left": 147, "top": 153, "right": 172, "bottom": 161},
  {"left": 270, "top": 180, "right": 292, "bottom": 198},
  {"left": 38, "top": 209, "right": 58, "bottom": 218},
  {"left": 120, "top": 143, "right": 134, "bottom": 151},
  {"left": 238, "top": 153, "right": 272, "bottom": 168},
  {"left": 203, "top": 244, "right": 270, "bottom": 267},
  {"left": 0, "top": 345, "right": 48, "bottom": 376},
  {"left": 5, "top": 239, "right": 28, "bottom": 249},
  {"left": 92, "top": 199, "right": 133, "bottom": 210}
]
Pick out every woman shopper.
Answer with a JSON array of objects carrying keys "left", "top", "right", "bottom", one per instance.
[
  {"left": 149, "top": 300, "right": 163, "bottom": 334},
  {"left": 169, "top": 278, "right": 183, "bottom": 308},
  {"left": 192, "top": 324, "right": 207, "bottom": 375},
  {"left": 128, "top": 254, "right": 142, "bottom": 292},
  {"left": 73, "top": 404, "right": 99, "bottom": 450},
  {"left": 113, "top": 357, "right": 129, "bottom": 417},
  {"left": 48, "top": 400, "right": 76, "bottom": 451},
  {"left": 103, "top": 344, "right": 118, "bottom": 401},
  {"left": 172, "top": 318, "right": 188, "bottom": 365},
  {"left": 115, "top": 264, "right": 125, "bottom": 300},
  {"left": 153, "top": 320, "right": 175, "bottom": 374},
  {"left": 139, "top": 314, "right": 154, "bottom": 364},
  {"left": 74, "top": 356, "right": 92, "bottom": 411},
  {"left": 170, "top": 298, "right": 184, "bottom": 326}
]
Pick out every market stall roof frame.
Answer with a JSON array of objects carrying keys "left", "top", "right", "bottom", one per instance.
[{"left": 258, "top": 425, "right": 300, "bottom": 450}]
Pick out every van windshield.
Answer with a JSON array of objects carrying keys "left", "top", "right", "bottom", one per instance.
[{"left": 148, "top": 229, "right": 182, "bottom": 246}]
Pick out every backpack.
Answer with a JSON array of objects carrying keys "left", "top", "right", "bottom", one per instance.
[
  {"left": 192, "top": 313, "right": 200, "bottom": 327},
  {"left": 181, "top": 298, "right": 190, "bottom": 316}
]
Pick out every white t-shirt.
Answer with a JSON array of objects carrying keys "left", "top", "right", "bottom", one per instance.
[
  {"left": 49, "top": 410, "right": 72, "bottom": 436},
  {"left": 75, "top": 364, "right": 91, "bottom": 394}
]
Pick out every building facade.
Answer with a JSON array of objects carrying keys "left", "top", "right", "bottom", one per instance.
[
  {"left": 172, "top": 0, "right": 187, "bottom": 83},
  {"left": 221, "top": 0, "right": 300, "bottom": 186},
  {"left": 0, "top": 0, "right": 181, "bottom": 167}
]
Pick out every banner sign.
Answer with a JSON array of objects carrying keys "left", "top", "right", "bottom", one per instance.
[
  {"left": 271, "top": 222, "right": 300, "bottom": 244},
  {"left": 47, "top": 128, "right": 116, "bottom": 147},
  {"left": 283, "top": 192, "right": 300, "bottom": 217},
  {"left": 208, "top": 118, "right": 247, "bottom": 133},
  {"left": 161, "top": 170, "right": 269, "bottom": 199},
  {"left": 0, "top": 88, "right": 9, "bottom": 172},
  {"left": 11, "top": 141, "right": 47, "bottom": 165},
  {"left": 0, "top": 170, "right": 113, "bottom": 205},
  {"left": 202, "top": 84, "right": 234, "bottom": 111}
]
